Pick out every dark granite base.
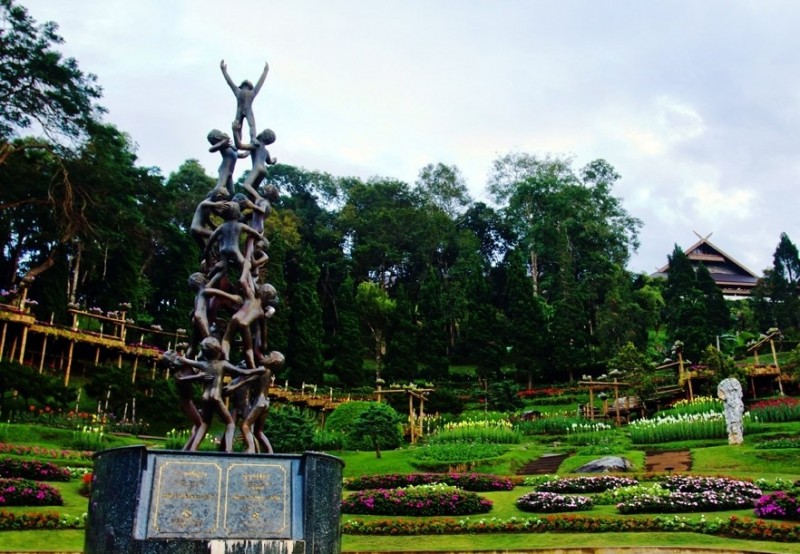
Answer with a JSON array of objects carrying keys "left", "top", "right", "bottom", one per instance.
[{"left": 84, "top": 446, "right": 342, "bottom": 554}]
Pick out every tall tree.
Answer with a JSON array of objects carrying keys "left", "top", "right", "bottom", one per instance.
[
  {"left": 753, "top": 233, "right": 800, "bottom": 335},
  {"left": 0, "top": 0, "right": 103, "bottom": 143}
]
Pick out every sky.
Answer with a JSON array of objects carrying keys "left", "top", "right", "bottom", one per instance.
[{"left": 19, "top": 0, "right": 800, "bottom": 275}]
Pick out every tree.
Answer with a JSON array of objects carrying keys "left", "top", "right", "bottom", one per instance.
[
  {"left": 753, "top": 233, "right": 800, "bottom": 335},
  {"left": 330, "top": 275, "right": 364, "bottom": 386},
  {"left": 285, "top": 245, "right": 325, "bottom": 384},
  {"left": 487, "top": 154, "right": 641, "bottom": 379},
  {"left": 349, "top": 402, "right": 402, "bottom": 458},
  {"left": 0, "top": 0, "right": 102, "bottom": 143},
  {"left": 415, "top": 163, "right": 471, "bottom": 218},
  {"left": 355, "top": 280, "right": 396, "bottom": 377}
]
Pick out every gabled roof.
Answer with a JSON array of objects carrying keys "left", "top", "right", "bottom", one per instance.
[{"left": 651, "top": 235, "right": 761, "bottom": 297}]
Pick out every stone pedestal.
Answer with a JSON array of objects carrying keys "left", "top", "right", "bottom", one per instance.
[{"left": 85, "top": 446, "right": 343, "bottom": 554}]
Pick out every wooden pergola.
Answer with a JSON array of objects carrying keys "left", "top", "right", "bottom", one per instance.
[
  {"left": 578, "top": 378, "right": 635, "bottom": 425},
  {"left": 374, "top": 384, "right": 434, "bottom": 443},
  {"left": 744, "top": 330, "right": 785, "bottom": 398}
]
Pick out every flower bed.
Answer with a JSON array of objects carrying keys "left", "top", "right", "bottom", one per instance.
[
  {"left": 536, "top": 475, "right": 638, "bottom": 493},
  {"left": 755, "top": 491, "right": 800, "bottom": 521},
  {"left": 345, "top": 472, "right": 515, "bottom": 492},
  {"left": 614, "top": 476, "right": 760, "bottom": 515},
  {"left": 516, "top": 491, "right": 593, "bottom": 513},
  {"left": 594, "top": 483, "right": 671, "bottom": 505},
  {"left": 0, "top": 457, "right": 70, "bottom": 481},
  {"left": 663, "top": 475, "right": 761, "bottom": 499},
  {"left": 0, "top": 478, "right": 63, "bottom": 506},
  {"left": 0, "top": 443, "right": 92, "bottom": 460},
  {"left": 628, "top": 411, "right": 734, "bottom": 443},
  {"left": 341, "top": 514, "right": 800, "bottom": 542},
  {"left": 0, "top": 510, "right": 84, "bottom": 531},
  {"left": 341, "top": 483, "right": 492, "bottom": 516},
  {"left": 428, "top": 419, "right": 521, "bottom": 444},
  {"left": 750, "top": 397, "right": 800, "bottom": 423}
]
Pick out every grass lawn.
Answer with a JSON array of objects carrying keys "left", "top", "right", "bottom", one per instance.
[
  {"left": 343, "top": 532, "right": 800, "bottom": 553},
  {"left": 3, "top": 415, "right": 800, "bottom": 552}
]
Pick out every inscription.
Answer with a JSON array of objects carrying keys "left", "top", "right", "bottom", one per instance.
[
  {"left": 144, "top": 457, "right": 293, "bottom": 539},
  {"left": 150, "top": 461, "right": 222, "bottom": 537},
  {"left": 224, "top": 463, "right": 290, "bottom": 537}
]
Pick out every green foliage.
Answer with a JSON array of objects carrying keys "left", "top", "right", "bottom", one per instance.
[
  {"left": 0, "top": 0, "right": 102, "bottom": 141},
  {"left": 261, "top": 405, "right": 316, "bottom": 453},
  {"left": 349, "top": 402, "right": 403, "bottom": 455},
  {"left": 410, "top": 442, "right": 508, "bottom": 471},
  {"left": 427, "top": 418, "right": 521, "bottom": 445},
  {"left": 325, "top": 401, "right": 374, "bottom": 433}
]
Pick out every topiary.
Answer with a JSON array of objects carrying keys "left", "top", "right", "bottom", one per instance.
[{"left": 324, "top": 401, "right": 374, "bottom": 433}]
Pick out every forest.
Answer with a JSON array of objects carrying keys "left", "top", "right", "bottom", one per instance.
[{"left": 2, "top": 0, "right": 800, "bottom": 402}]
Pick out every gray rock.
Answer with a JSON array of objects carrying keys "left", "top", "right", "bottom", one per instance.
[{"left": 575, "top": 456, "right": 633, "bottom": 473}]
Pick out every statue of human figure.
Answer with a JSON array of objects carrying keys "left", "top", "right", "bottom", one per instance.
[
  {"left": 220, "top": 59, "right": 269, "bottom": 147},
  {"left": 207, "top": 129, "right": 248, "bottom": 199},
  {"left": 717, "top": 377, "right": 745, "bottom": 445},
  {"left": 160, "top": 349, "right": 203, "bottom": 450},
  {"left": 203, "top": 201, "right": 264, "bottom": 281},
  {"left": 237, "top": 129, "right": 277, "bottom": 201},
  {"left": 176, "top": 336, "right": 264, "bottom": 452},
  {"left": 221, "top": 276, "right": 277, "bottom": 368},
  {"left": 189, "top": 191, "right": 229, "bottom": 251},
  {"left": 225, "top": 351, "right": 284, "bottom": 453}
]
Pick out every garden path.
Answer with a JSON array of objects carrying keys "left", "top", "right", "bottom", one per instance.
[
  {"left": 644, "top": 450, "right": 692, "bottom": 472},
  {"left": 515, "top": 452, "right": 568, "bottom": 475}
]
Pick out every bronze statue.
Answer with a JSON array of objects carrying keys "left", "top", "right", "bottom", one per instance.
[
  {"left": 176, "top": 336, "right": 264, "bottom": 452},
  {"left": 207, "top": 129, "right": 248, "bottom": 199},
  {"left": 168, "top": 58, "right": 284, "bottom": 454},
  {"left": 220, "top": 60, "right": 269, "bottom": 147}
]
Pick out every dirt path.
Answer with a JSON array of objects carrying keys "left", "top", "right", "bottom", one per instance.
[{"left": 644, "top": 450, "right": 692, "bottom": 472}]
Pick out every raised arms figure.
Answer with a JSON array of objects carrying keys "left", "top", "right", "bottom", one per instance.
[{"left": 221, "top": 59, "right": 269, "bottom": 146}]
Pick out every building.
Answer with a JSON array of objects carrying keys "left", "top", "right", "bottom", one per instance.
[{"left": 651, "top": 235, "right": 760, "bottom": 297}]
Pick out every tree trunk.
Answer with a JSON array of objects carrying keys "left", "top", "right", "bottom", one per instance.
[{"left": 373, "top": 437, "right": 382, "bottom": 459}]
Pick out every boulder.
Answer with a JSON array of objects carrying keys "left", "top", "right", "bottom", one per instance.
[{"left": 575, "top": 456, "right": 633, "bottom": 473}]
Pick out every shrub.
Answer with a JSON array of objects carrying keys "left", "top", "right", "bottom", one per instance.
[
  {"left": 536, "top": 475, "right": 638, "bottom": 493},
  {"left": 516, "top": 491, "right": 593, "bottom": 513},
  {"left": 348, "top": 402, "right": 403, "bottom": 453},
  {"left": 345, "top": 472, "right": 514, "bottom": 492},
  {"left": 0, "top": 478, "right": 63, "bottom": 506},
  {"left": 262, "top": 406, "right": 316, "bottom": 453},
  {"left": 754, "top": 491, "right": 800, "bottom": 521},
  {"left": 312, "top": 430, "right": 346, "bottom": 451},
  {"left": 0, "top": 457, "right": 70, "bottom": 481},
  {"left": 324, "top": 401, "right": 374, "bottom": 433},
  {"left": 341, "top": 483, "right": 492, "bottom": 516}
]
